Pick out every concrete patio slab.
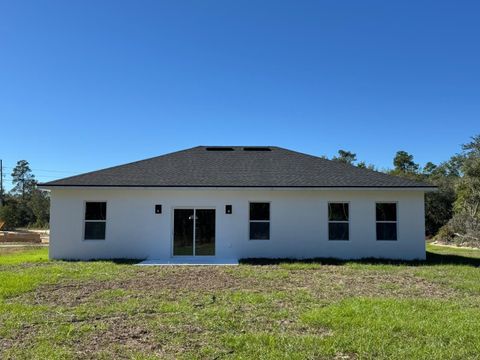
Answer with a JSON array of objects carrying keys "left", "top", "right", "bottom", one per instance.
[{"left": 137, "top": 258, "right": 239, "bottom": 266}]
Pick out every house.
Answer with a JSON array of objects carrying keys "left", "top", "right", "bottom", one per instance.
[{"left": 40, "top": 146, "right": 435, "bottom": 261}]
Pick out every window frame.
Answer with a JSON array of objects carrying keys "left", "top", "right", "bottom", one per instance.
[
  {"left": 170, "top": 206, "right": 217, "bottom": 257},
  {"left": 327, "top": 202, "right": 350, "bottom": 241},
  {"left": 248, "top": 201, "right": 271, "bottom": 240},
  {"left": 375, "top": 202, "right": 398, "bottom": 241},
  {"left": 83, "top": 201, "right": 107, "bottom": 241}
]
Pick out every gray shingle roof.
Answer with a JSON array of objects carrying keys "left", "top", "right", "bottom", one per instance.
[{"left": 40, "top": 146, "right": 434, "bottom": 188}]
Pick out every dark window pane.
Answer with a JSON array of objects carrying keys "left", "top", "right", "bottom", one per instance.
[
  {"left": 329, "top": 222, "right": 349, "bottom": 240},
  {"left": 173, "top": 209, "right": 194, "bottom": 256},
  {"left": 85, "top": 202, "right": 107, "bottom": 220},
  {"left": 376, "top": 223, "right": 397, "bottom": 240},
  {"left": 84, "top": 222, "right": 106, "bottom": 240},
  {"left": 250, "top": 203, "right": 270, "bottom": 221},
  {"left": 195, "top": 209, "right": 215, "bottom": 256},
  {"left": 250, "top": 222, "right": 270, "bottom": 240},
  {"left": 376, "top": 203, "right": 397, "bottom": 221},
  {"left": 328, "top": 203, "right": 349, "bottom": 221}
]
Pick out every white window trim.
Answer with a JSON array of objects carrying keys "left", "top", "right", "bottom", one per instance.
[
  {"left": 83, "top": 201, "right": 107, "bottom": 241},
  {"left": 248, "top": 201, "right": 271, "bottom": 240},
  {"left": 328, "top": 202, "right": 350, "bottom": 241},
  {"left": 375, "top": 202, "right": 398, "bottom": 241}
]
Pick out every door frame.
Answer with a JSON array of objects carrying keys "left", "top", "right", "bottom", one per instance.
[{"left": 171, "top": 206, "right": 216, "bottom": 257}]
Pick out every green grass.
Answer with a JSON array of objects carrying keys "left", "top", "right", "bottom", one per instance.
[
  {"left": 427, "top": 243, "right": 480, "bottom": 258},
  {"left": 1, "top": 244, "right": 480, "bottom": 359},
  {"left": 302, "top": 298, "right": 480, "bottom": 359},
  {"left": 0, "top": 246, "right": 49, "bottom": 265}
]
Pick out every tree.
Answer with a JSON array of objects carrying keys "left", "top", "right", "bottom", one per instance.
[
  {"left": 423, "top": 162, "right": 437, "bottom": 175},
  {"left": 332, "top": 150, "right": 357, "bottom": 165},
  {"left": 357, "top": 161, "right": 376, "bottom": 171},
  {"left": 0, "top": 196, "right": 21, "bottom": 229},
  {"left": 452, "top": 136, "right": 480, "bottom": 241},
  {"left": 393, "top": 151, "right": 419, "bottom": 173},
  {"left": 444, "top": 155, "right": 464, "bottom": 177},
  {"left": 437, "top": 135, "right": 480, "bottom": 245},
  {"left": 462, "top": 134, "right": 480, "bottom": 156},
  {"left": 0, "top": 185, "right": 4, "bottom": 207},
  {"left": 424, "top": 176, "right": 456, "bottom": 236},
  {"left": 28, "top": 190, "right": 50, "bottom": 228},
  {"left": 388, "top": 153, "right": 455, "bottom": 236},
  {"left": 415, "top": 159, "right": 459, "bottom": 236},
  {"left": 0, "top": 166, "right": 4, "bottom": 207},
  {"left": 11, "top": 160, "right": 36, "bottom": 199},
  {"left": 0, "top": 160, "right": 50, "bottom": 229}
]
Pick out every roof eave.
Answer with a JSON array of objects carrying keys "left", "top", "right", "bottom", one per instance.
[{"left": 38, "top": 184, "right": 437, "bottom": 191}]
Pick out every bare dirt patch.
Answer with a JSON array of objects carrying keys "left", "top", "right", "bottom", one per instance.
[
  {"left": 300, "top": 267, "right": 458, "bottom": 299},
  {"left": 23, "top": 267, "right": 255, "bottom": 307},
  {"left": 19, "top": 265, "right": 456, "bottom": 309},
  {"left": 74, "top": 316, "right": 164, "bottom": 359}
]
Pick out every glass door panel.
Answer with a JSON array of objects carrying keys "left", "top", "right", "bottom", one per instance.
[
  {"left": 173, "top": 209, "right": 194, "bottom": 256},
  {"left": 195, "top": 209, "right": 215, "bottom": 256}
]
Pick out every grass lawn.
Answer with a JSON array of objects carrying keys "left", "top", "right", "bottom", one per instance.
[{"left": 1, "top": 245, "right": 480, "bottom": 359}]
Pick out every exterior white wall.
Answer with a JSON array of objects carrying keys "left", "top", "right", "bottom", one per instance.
[{"left": 49, "top": 188, "right": 426, "bottom": 260}]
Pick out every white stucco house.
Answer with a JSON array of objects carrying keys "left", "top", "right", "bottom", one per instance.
[{"left": 40, "top": 146, "right": 435, "bottom": 262}]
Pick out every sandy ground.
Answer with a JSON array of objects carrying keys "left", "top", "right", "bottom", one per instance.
[{"left": 429, "top": 240, "right": 480, "bottom": 250}]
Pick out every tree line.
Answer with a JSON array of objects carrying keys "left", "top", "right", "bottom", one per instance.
[
  {"left": 0, "top": 160, "right": 50, "bottom": 229},
  {"left": 330, "top": 134, "right": 480, "bottom": 246}
]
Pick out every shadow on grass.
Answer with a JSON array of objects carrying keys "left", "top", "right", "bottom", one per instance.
[
  {"left": 58, "top": 251, "right": 480, "bottom": 267},
  {"left": 240, "top": 251, "right": 480, "bottom": 267}
]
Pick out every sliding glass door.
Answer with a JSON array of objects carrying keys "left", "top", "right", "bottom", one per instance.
[{"left": 173, "top": 209, "right": 215, "bottom": 256}]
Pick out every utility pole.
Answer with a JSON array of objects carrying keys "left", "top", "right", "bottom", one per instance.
[{"left": 0, "top": 159, "right": 3, "bottom": 206}]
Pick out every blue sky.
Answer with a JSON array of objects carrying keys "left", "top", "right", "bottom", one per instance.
[{"left": 0, "top": 1, "right": 479, "bottom": 189}]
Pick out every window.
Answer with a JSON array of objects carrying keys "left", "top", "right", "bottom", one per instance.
[
  {"left": 84, "top": 202, "right": 106, "bottom": 240},
  {"left": 249, "top": 202, "right": 270, "bottom": 240},
  {"left": 328, "top": 203, "right": 349, "bottom": 240},
  {"left": 376, "top": 203, "right": 397, "bottom": 240}
]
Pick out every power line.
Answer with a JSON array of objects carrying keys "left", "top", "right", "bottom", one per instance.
[
  {"left": 0, "top": 163, "right": 78, "bottom": 193},
  {"left": 2, "top": 165, "right": 77, "bottom": 174},
  {"left": 3, "top": 176, "right": 69, "bottom": 182}
]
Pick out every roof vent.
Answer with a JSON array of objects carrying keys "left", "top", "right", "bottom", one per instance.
[
  {"left": 243, "top": 147, "right": 272, "bottom": 151},
  {"left": 205, "top": 147, "right": 235, "bottom": 151}
]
